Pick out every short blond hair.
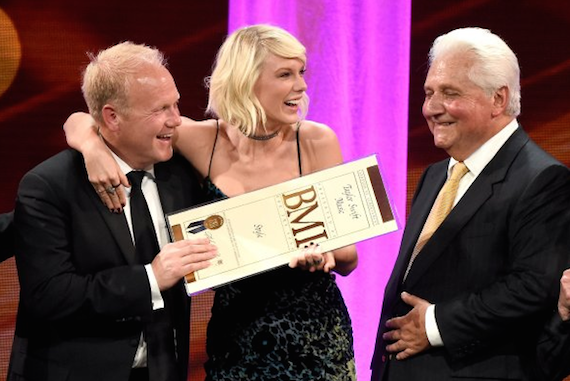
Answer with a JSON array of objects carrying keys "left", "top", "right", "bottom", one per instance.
[
  {"left": 206, "top": 24, "right": 309, "bottom": 136},
  {"left": 81, "top": 41, "right": 166, "bottom": 124}
]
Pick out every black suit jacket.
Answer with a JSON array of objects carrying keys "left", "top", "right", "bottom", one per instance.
[
  {"left": 535, "top": 313, "right": 570, "bottom": 381},
  {"left": 0, "top": 211, "right": 14, "bottom": 262},
  {"left": 8, "top": 150, "right": 204, "bottom": 381},
  {"left": 371, "top": 128, "right": 570, "bottom": 380}
]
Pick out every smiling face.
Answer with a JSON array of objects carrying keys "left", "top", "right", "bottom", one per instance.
[
  {"left": 111, "top": 65, "right": 181, "bottom": 169},
  {"left": 422, "top": 52, "right": 503, "bottom": 160},
  {"left": 253, "top": 53, "right": 307, "bottom": 130}
]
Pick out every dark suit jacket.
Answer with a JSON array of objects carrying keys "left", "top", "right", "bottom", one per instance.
[
  {"left": 371, "top": 128, "right": 570, "bottom": 380},
  {"left": 535, "top": 313, "right": 570, "bottom": 381},
  {"left": 0, "top": 211, "right": 14, "bottom": 262},
  {"left": 8, "top": 150, "right": 204, "bottom": 381}
]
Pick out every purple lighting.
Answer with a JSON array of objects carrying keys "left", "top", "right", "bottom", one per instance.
[{"left": 229, "top": 1, "right": 411, "bottom": 379}]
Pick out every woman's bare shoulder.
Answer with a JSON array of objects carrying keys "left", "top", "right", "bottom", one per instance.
[
  {"left": 298, "top": 120, "right": 343, "bottom": 172},
  {"left": 175, "top": 118, "right": 219, "bottom": 148},
  {"left": 298, "top": 120, "right": 341, "bottom": 151},
  {"left": 177, "top": 117, "right": 218, "bottom": 136},
  {"left": 174, "top": 118, "right": 220, "bottom": 175},
  {"left": 298, "top": 120, "right": 337, "bottom": 139}
]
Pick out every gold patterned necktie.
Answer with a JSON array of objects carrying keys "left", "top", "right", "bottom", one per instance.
[{"left": 404, "top": 162, "right": 469, "bottom": 279}]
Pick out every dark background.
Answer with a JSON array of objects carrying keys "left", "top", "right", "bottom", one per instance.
[
  {"left": 1, "top": 1, "right": 569, "bottom": 380},
  {"left": 407, "top": 0, "right": 570, "bottom": 208},
  {"left": 0, "top": 1, "right": 229, "bottom": 379}
]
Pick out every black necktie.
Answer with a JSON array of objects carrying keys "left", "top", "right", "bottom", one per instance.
[
  {"left": 128, "top": 171, "right": 178, "bottom": 380},
  {"left": 127, "top": 171, "right": 159, "bottom": 264}
]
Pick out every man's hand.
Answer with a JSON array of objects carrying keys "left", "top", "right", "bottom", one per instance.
[
  {"left": 383, "top": 292, "right": 431, "bottom": 360},
  {"left": 151, "top": 238, "right": 217, "bottom": 291},
  {"left": 558, "top": 269, "right": 570, "bottom": 321}
]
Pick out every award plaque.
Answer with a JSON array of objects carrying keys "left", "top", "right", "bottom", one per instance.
[{"left": 167, "top": 154, "right": 398, "bottom": 295}]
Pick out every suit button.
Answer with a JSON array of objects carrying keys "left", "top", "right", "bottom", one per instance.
[{"left": 382, "top": 355, "right": 386, "bottom": 362}]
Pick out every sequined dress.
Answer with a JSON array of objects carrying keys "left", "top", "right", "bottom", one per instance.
[{"left": 202, "top": 122, "right": 356, "bottom": 381}]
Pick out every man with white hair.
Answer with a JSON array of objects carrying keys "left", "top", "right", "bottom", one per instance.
[{"left": 371, "top": 27, "right": 570, "bottom": 380}]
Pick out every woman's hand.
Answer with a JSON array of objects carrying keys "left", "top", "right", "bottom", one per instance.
[
  {"left": 63, "top": 112, "right": 128, "bottom": 212},
  {"left": 86, "top": 139, "right": 129, "bottom": 212},
  {"left": 289, "top": 243, "right": 335, "bottom": 273}
]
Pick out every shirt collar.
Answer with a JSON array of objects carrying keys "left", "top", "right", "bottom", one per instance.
[
  {"left": 448, "top": 118, "right": 519, "bottom": 177},
  {"left": 108, "top": 150, "right": 156, "bottom": 196},
  {"left": 109, "top": 151, "right": 156, "bottom": 179}
]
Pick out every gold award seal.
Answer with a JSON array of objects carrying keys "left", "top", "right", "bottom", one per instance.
[{"left": 204, "top": 215, "right": 224, "bottom": 230}]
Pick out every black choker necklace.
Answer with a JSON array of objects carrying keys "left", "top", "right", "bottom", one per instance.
[{"left": 247, "top": 130, "right": 279, "bottom": 141}]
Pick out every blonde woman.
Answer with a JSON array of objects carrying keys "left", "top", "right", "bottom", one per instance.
[{"left": 65, "top": 25, "right": 358, "bottom": 380}]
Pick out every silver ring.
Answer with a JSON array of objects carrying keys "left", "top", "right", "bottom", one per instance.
[
  {"left": 105, "top": 185, "right": 116, "bottom": 195},
  {"left": 314, "top": 258, "right": 323, "bottom": 265}
]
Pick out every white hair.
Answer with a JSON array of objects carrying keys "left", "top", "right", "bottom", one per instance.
[{"left": 429, "top": 27, "right": 521, "bottom": 117}]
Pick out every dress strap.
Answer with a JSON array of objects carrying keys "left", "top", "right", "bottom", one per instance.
[
  {"left": 207, "top": 120, "right": 221, "bottom": 178},
  {"left": 296, "top": 121, "right": 303, "bottom": 176}
]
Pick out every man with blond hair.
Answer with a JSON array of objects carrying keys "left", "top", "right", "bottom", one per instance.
[{"left": 8, "top": 42, "right": 216, "bottom": 381}]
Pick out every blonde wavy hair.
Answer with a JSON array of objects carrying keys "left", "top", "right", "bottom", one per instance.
[
  {"left": 206, "top": 24, "right": 309, "bottom": 137},
  {"left": 81, "top": 41, "right": 166, "bottom": 124}
]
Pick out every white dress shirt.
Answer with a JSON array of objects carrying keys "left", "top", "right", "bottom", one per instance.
[
  {"left": 425, "top": 119, "right": 519, "bottom": 347},
  {"left": 112, "top": 153, "right": 166, "bottom": 366}
]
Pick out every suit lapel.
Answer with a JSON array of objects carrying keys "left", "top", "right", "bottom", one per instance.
[
  {"left": 153, "top": 160, "right": 189, "bottom": 309},
  {"left": 154, "top": 161, "right": 182, "bottom": 215},
  {"left": 81, "top": 170, "right": 136, "bottom": 264},
  {"left": 76, "top": 153, "right": 186, "bottom": 265},
  {"left": 387, "top": 162, "right": 448, "bottom": 290},
  {"left": 403, "top": 127, "right": 529, "bottom": 289}
]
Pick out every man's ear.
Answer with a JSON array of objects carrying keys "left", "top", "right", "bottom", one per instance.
[
  {"left": 101, "top": 104, "right": 121, "bottom": 131},
  {"left": 491, "top": 86, "right": 509, "bottom": 117}
]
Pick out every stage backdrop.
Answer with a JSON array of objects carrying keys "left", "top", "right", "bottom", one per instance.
[
  {"left": 228, "top": 1, "right": 411, "bottom": 380},
  {"left": 1, "top": 1, "right": 569, "bottom": 381}
]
